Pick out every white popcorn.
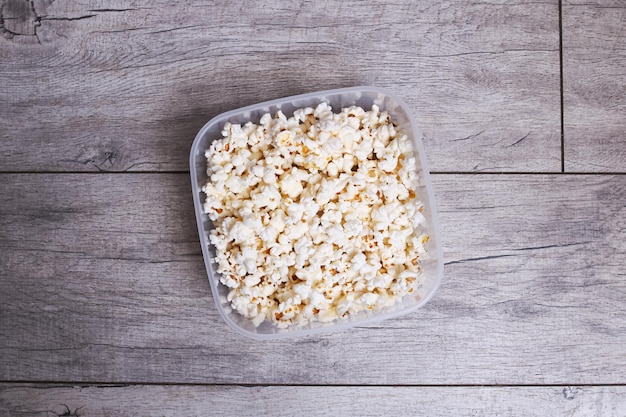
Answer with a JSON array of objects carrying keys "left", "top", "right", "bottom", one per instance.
[
  {"left": 252, "top": 164, "right": 264, "bottom": 178},
  {"left": 285, "top": 221, "right": 308, "bottom": 241},
  {"left": 351, "top": 253, "right": 367, "bottom": 271},
  {"left": 203, "top": 103, "right": 429, "bottom": 329},
  {"left": 259, "top": 226, "right": 278, "bottom": 243},
  {"left": 343, "top": 219, "right": 363, "bottom": 238},
  {"left": 280, "top": 173, "right": 304, "bottom": 199},
  {"left": 286, "top": 201, "right": 305, "bottom": 223},
  {"left": 243, "top": 274, "right": 261, "bottom": 287},
  {"left": 228, "top": 221, "right": 254, "bottom": 244}
]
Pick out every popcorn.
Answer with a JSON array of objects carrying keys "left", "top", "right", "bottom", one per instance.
[
  {"left": 280, "top": 173, "right": 304, "bottom": 199},
  {"left": 203, "top": 103, "right": 429, "bottom": 329}
]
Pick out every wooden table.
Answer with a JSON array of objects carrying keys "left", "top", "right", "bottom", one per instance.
[{"left": 1, "top": 0, "right": 625, "bottom": 415}]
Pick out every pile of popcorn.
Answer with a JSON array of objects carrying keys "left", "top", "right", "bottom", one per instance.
[{"left": 203, "top": 103, "right": 429, "bottom": 328}]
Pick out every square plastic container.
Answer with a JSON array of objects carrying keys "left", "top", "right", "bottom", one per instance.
[{"left": 190, "top": 86, "right": 443, "bottom": 340}]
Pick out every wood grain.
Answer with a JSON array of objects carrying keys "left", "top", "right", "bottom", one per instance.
[
  {"left": 563, "top": 0, "right": 626, "bottom": 172},
  {"left": 0, "top": 0, "right": 561, "bottom": 172},
  {"left": 0, "top": 173, "right": 624, "bottom": 384},
  {"left": 2, "top": 384, "right": 626, "bottom": 417}
]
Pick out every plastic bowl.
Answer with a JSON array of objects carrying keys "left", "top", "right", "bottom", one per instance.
[{"left": 190, "top": 86, "right": 443, "bottom": 340}]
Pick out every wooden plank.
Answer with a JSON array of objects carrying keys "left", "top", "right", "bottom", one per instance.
[
  {"left": 563, "top": 0, "right": 626, "bottom": 172},
  {"left": 1, "top": 384, "right": 626, "bottom": 417},
  {"left": 0, "top": 0, "right": 560, "bottom": 172},
  {"left": 0, "top": 173, "right": 624, "bottom": 384}
]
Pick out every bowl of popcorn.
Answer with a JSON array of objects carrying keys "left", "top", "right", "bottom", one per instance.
[{"left": 190, "top": 86, "right": 443, "bottom": 339}]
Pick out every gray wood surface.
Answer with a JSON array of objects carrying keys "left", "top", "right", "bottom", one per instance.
[
  {"left": 0, "top": 0, "right": 561, "bottom": 173},
  {"left": 1, "top": 174, "right": 624, "bottom": 384},
  {"left": 2, "top": 0, "right": 626, "bottom": 414},
  {"left": 563, "top": 0, "right": 626, "bottom": 172},
  {"left": 2, "top": 384, "right": 626, "bottom": 417}
]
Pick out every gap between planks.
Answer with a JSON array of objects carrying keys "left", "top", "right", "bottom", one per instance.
[
  {"left": 558, "top": 0, "right": 565, "bottom": 173},
  {"left": 1, "top": 381, "right": 626, "bottom": 388}
]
